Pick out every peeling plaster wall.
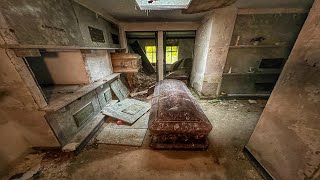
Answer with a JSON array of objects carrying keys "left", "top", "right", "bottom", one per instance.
[
  {"left": 246, "top": 1, "right": 320, "bottom": 179},
  {"left": 191, "top": 8, "right": 237, "bottom": 97},
  {"left": 82, "top": 50, "right": 114, "bottom": 82},
  {"left": 0, "top": 49, "right": 59, "bottom": 174}
]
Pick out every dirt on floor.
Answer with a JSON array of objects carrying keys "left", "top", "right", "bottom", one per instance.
[{"left": 3, "top": 98, "right": 267, "bottom": 180}]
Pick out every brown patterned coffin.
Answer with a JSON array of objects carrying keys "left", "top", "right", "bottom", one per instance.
[{"left": 149, "top": 79, "right": 213, "bottom": 149}]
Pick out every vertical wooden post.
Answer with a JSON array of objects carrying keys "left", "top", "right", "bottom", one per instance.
[
  {"left": 157, "top": 31, "right": 164, "bottom": 81},
  {"left": 119, "top": 25, "right": 128, "bottom": 52}
]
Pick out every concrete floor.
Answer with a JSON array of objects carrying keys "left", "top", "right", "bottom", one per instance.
[{"left": 5, "top": 99, "right": 266, "bottom": 180}]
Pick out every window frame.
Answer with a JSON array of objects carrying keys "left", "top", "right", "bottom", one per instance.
[
  {"left": 145, "top": 46, "right": 157, "bottom": 64},
  {"left": 165, "top": 46, "right": 179, "bottom": 64}
]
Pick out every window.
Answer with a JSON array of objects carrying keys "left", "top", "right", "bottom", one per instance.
[
  {"left": 166, "top": 46, "right": 179, "bottom": 64},
  {"left": 145, "top": 46, "right": 157, "bottom": 63}
]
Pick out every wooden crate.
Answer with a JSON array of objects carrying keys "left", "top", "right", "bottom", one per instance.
[{"left": 111, "top": 53, "right": 141, "bottom": 73}]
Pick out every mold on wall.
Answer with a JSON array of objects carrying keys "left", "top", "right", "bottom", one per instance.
[{"left": 246, "top": 0, "right": 320, "bottom": 179}]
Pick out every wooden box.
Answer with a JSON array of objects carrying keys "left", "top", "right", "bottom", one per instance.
[{"left": 111, "top": 53, "right": 141, "bottom": 73}]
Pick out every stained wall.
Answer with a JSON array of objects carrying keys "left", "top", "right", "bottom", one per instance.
[{"left": 246, "top": 1, "right": 320, "bottom": 179}]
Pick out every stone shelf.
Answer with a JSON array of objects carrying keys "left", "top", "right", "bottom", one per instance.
[{"left": 40, "top": 73, "right": 120, "bottom": 113}]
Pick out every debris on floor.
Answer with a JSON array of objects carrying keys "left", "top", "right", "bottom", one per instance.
[
  {"left": 96, "top": 128, "right": 147, "bottom": 147},
  {"left": 248, "top": 99, "right": 257, "bottom": 104},
  {"left": 132, "top": 72, "right": 156, "bottom": 92},
  {"left": 9, "top": 163, "right": 41, "bottom": 180},
  {"left": 97, "top": 109, "right": 149, "bottom": 147},
  {"left": 62, "top": 143, "right": 80, "bottom": 152},
  {"left": 130, "top": 89, "right": 148, "bottom": 97},
  {"left": 4, "top": 99, "right": 267, "bottom": 179}
]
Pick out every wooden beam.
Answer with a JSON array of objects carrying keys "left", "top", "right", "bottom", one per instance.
[
  {"left": 238, "top": 8, "right": 309, "bottom": 15},
  {"left": 120, "top": 22, "right": 200, "bottom": 32},
  {"left": 13, "top": 49, "right": 41, "bottom": 57},
  {"left": 119, "top": 25, "right": 128, "bottom": 52},
  {"left": 0, "top": 44, "right": 125, "bottom": 51},
  {"left": 157, "top": 31, "right": 164, "bottom": 81}
]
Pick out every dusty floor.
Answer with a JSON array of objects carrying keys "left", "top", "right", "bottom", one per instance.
[{"left": 4, "top": 99, "right": 267, "bottom": 180}]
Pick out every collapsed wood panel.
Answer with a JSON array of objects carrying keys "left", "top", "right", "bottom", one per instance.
[{"left": 149, "top": 79, "right": 212, "bottom": 149}]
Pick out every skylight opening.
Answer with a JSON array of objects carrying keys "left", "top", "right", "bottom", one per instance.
[{"left": 135, "top": 0, "right": 192, "bottom": 10}]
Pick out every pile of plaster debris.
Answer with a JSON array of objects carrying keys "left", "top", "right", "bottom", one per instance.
[{"left": 126, "top": 72, "right": 156, "bottom": 99}]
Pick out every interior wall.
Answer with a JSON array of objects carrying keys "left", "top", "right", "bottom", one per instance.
[
  {"left": 190, "top": 7, "right": 237, "bottom": 97},
  {"left": 28, "top": 51, "right": 90, "bottom": 85},
  {"left": 177, "top": 38, "right": 194, "bottom": 60},
  {"left": 0, "top": 0, "right": 118, "bottom": 173},
  {"left": 246, "top": 0, "right": 320, "bottom": 179},
  {"left": 219, "top": 13, "right": 307, "bottom": 96},
  {"left": 0, "top": 49, "right": 60, "bottom": 174},
  {"left": 72, "top": 2, "right": 120, "bottom": 48},
  {"left": 0, "top": 0, "right": 119, "bottom": 48},
  {"left": 0, "top": 0, "right": 83, "bottom": 46},
  {"left": 82, "top": 50, "right": 114, "bottom": 82}
]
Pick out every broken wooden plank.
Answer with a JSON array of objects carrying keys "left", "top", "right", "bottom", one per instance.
[
  {"left": 13, "top": 49, "right": 41, "bottom": 57},
  {"left": 130, "top": 90, "right": 148, "bottom": 97},
  {"left": 0, "top": 44, "right": 125, "bottom": 51},
  {"left": 129, "top": 41, "right": 155, "bottom": 75}
]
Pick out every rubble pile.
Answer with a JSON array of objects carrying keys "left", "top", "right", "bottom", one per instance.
[{"left": 132, "top": 72, "right": 156, "bottom": 92}]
